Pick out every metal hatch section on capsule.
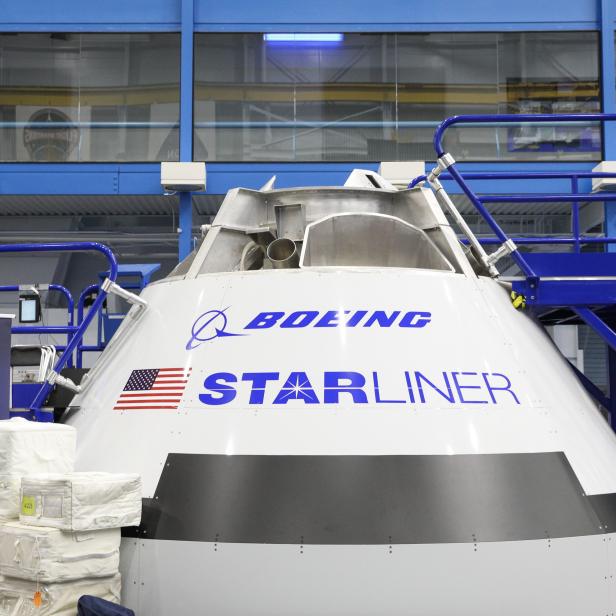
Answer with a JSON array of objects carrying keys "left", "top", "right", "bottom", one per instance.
[{"left": 65, "top": 168, "right": 616, "bottom": 615}]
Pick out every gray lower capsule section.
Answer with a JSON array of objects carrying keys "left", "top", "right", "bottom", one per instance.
[{"left": 135, "top": 452, "right": 616, "bottom": 544}]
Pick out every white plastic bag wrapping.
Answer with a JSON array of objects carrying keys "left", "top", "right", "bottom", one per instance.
[
  {"left": 20, "top": 473, "right": 141, "bottom": 531},
  {"left": 0, "top": 521, "right": 120, "bottom": 582},
  {"left": 0, "top": 476, "right": 20, "bottom": 521},
  {"left": 0, "top": 419, "right": 76, "bottom": 475},
  {"left": 0, "top": 573, "right": 121, "bottom": 616},
  {"left": 0, "top": 419, "right": 76, "bottom": 519}
]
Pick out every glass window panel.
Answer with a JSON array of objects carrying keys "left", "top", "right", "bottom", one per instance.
[
  {"left": 396, "top": 31, "right": 600, "bottom": 162},
  {"left": 194, "top": 33, "right": 294, "bottom": 161},
  {"left": 195, "top": 31, "right": 600, "bottom": 162},
  {"left": 0, "top": 33, "right": 180, "bottom": 162},
  {"left": 194, "top": 33, "right": 395, "bottom": 161},
  {"left": 496, "top": 32, "right": 600, "bottom": 161},
  {"left": 396, "top": 33, "right": 500, "bottom": 162}
]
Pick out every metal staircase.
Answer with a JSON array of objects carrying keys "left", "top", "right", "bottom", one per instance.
[
  {"left": 412, "top": 113, "right": 616, "bottom": 425},
  {"left": 0, "top": 242, "right": 147, "bottom": 421}
]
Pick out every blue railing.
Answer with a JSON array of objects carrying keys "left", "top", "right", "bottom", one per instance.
[
  {"left": 76, "top": 284, "right": 104, "bottom": 369},
  {"left": 0, "top": 284, "right": 76, "bottom": 368},
  {"left": 0, "top": 242, "right": 118, "bottom": 421},
  {"left": 410, "top": 113, "right": 616, "bottom": 279},
  {"left": 0, "top": 281, "right": 112, "bottom": 374},
  {"left": 410, "top": 169, "right": 616, "bottom": 256},
  {"left": 411, "top": 114, "right": 616, "bottom": 423}
]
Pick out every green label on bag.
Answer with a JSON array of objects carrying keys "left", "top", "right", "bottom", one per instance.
[{"left": 21, "top": 496, "right": 35, "bottom": 516}]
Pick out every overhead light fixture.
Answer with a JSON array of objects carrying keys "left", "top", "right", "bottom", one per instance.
[{"left": 263, "top": 33, "right": 344, "bottom": 43}]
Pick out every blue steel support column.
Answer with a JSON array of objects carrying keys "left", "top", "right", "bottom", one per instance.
[
  {"left": 571, "top": 176, "right": 581, "bottom": 252},
  {"left": 609, "top": 348, "right": 616, "bottom": 429},
  {"left": 0, "top": 316, "right": 10, "bottom": 420},
  {"left": 601, "top": 0, "right": 616, "bottom": 427},
  {"left": 601, "top": 0, "right": 616, "bottom": 252},
  {"left": 178, "top": 0, "right": 195, "bottom": 261}
]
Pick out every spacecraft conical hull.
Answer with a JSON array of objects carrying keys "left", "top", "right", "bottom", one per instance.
[{"left": 67, "top": 265, "right": 616, "bottom": 615}]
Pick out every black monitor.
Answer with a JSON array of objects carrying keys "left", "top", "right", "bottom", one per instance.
[{"left": 19, "top": 294, "right": 41, "bottom": 324}]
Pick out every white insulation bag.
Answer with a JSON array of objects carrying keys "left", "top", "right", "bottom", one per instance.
[
  {"left": 0, "top": 573, "right": 121, "bottom": 616},
  {"left": 0, "top": 476, "right": 21, "bottom": 521},
  {"left": 0, "top": 521, "right": 120, "bottom": 582},
  {"left": 20, "top": 473, "right": 141, "bottom": 531},
  {"left": 0, "top": 419, "right": 76, "bottom": 519}
]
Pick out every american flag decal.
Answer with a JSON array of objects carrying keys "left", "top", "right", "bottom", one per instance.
[{"left": 114, "top": 367, "right": 192, "bottom": 410}]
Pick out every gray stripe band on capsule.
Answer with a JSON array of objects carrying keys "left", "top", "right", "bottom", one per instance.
[{"left": 133, "top": 452, "right": 616, "bottom": 544}]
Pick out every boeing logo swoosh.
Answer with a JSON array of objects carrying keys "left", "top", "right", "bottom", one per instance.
[
  {"left": 186, "top": 307, "right": 432, "bottom": 351},
  {"left": 185, "top": 309, "right": 244, "bottom": 350}
]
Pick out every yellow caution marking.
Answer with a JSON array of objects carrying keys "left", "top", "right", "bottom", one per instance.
[{"left": 511, "top": 291, "right": 526, "bottom": 310}]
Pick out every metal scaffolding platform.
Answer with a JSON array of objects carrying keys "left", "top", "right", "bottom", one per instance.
[{"left": 413, "top": 112, "right": 616, "bottom": 425}]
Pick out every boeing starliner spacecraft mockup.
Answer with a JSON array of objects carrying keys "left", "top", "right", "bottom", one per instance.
[{"left": 65, "top": 168, "right": 616, "bottom": 615}]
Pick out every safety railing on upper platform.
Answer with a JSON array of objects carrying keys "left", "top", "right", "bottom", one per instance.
[
  {"left": 0, "top": 284, "right": 76, "bottom": 368},
  {"left": 409, "top": 114, "right": 616, "bottom": 425},
  {"left": 0, "top": 242, "right": 147, "bottom": 421},
  {"left": 410, "top": 113, "right": 616, "bottom": 281}
]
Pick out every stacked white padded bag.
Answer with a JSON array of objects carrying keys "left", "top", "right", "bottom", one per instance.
[
  {"left": 0, "top": 418, "right": 75, "bottom": 519},
  {"left": 0, "top": 418, "right": 136, "bottom": 615},
  {"left": 0, "top": 575, "right": 121, "bottom": 616},
  {"left": 0, "top": 522, "right": 120, "bottom": 582},
  {"left": 19, "top": 473, "right": 141, "bottom": 531}
]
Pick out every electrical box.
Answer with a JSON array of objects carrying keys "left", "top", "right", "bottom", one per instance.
[
  {"left": 161, "top": 162, "right": 206, "bottom": 192},
  {"left": 592, "top": 161, "right": 616, "bottom": 192}
]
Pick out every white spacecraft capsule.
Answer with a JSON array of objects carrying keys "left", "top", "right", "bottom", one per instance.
[{"left": 66, "top": 171, "right": 616, "bottom": 615}]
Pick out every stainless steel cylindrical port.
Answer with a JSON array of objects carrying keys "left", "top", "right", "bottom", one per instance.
[{"left": 267, "top": 238, "right": 299, "bottom": 269}]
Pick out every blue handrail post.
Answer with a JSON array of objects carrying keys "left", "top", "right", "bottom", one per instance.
[
  {"left": 178, "top": 0, "right": 195, "bottom": 262},
  {"left": 443, "top": 163, "right": 538, "bottom": 279},
  {"left": 76, "top": 284, "right": 100, "bottom": 369},
  {"left": 601, "top": 0, "right": 616, "bottom": 255},
  {"left": 609, "top": 348, "right": 616, "bottom": 431},
  {"left": 575, "top": 308, "right": 616, "bottom": 422},
  {"left": 601, "top": 0, "right": 616, "bottom": 151},
  {"left": 0, "top": 242, "right": 118, "bottom": 421},
  {"left": 570, "top": 176, "right": 581, "bottom": 254}
]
